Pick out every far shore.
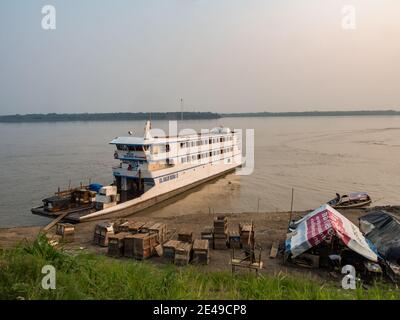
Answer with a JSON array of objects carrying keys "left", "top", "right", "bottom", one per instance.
[{"left": 1, "top": 110, "right": 400, "bottom": 123}]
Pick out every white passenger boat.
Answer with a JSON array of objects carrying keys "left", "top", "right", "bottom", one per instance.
[{"left": 32, "top": 121, "right": 242, "bottom": 222}]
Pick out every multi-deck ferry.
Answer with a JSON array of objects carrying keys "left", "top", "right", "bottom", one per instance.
[{"left": 32, "top": 121, "right": 242, "bottom": 222}]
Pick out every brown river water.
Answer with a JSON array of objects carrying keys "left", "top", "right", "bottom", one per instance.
[{"left": 1, "top": 116, "right": 400, "bottom": 228}]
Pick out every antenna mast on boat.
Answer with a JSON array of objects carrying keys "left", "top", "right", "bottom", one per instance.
[{"left": 180, "top": 98, "right": 184, "bottom": 121}]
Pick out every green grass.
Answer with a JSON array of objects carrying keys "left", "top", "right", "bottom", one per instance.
[{"left": 0, "top": 235, "right": 399, "bottom": 300}]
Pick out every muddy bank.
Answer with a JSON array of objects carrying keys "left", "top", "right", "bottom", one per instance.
[{"left": 1, "top": 206, "right": 400, "bottom": 281}]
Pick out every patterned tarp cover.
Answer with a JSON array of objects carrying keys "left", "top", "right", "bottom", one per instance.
[{"left": 286, "top": 204, "right": 378, "bottom": 262}]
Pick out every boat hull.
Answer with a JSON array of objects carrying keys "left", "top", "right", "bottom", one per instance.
[
  {"left": 332, "top": 200, "right": 372, "bottom": 209},
  {"left": 67, "top": 163, "right": 240, "bottom": 222}
]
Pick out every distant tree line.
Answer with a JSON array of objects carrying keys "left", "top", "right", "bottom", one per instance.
[
  {"left": 220, "top": 110, "right": 400, "bottom": 117},
  {"left": 1, "top": 110, "right": 400, "bottom": 122},
  {"left": 0, "top": 112, "right": 221, "bottom": 122}
]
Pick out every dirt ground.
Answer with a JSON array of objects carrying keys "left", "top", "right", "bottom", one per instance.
[{"left": 1, "top": 206, "right": 399, "bottom": 283}]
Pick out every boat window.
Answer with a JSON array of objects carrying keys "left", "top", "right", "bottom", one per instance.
[{"left": 116, "top": 144, "right": 128, "bottom": 151}]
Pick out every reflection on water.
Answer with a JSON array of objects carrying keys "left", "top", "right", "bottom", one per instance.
[{"left": 1, "top": 116, "right": 400, "bottom": 227}]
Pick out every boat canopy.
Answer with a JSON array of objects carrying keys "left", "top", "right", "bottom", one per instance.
[
  {"left": 286, "top": 204, "right": 378, "bottom": 262},
  {"left": 348, "top": 192, "right": 369, "bottom": 201}
]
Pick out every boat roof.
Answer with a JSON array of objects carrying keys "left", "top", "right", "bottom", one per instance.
[
  {"left": 110, "top": 137, "right": 149, "bottom": 146},
  {"left": 110, "top": 129, "right": 235, "bottom": 146}
]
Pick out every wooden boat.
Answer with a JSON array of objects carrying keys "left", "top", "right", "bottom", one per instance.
[
  {"left": 327, "top": 192, "right": 372, "bottom": 209},
  {"left": 31, "top": 186, "right": 97, "bottom": 218}
]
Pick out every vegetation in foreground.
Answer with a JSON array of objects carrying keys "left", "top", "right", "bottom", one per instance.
[{"left": 0, "top": 235, "right": 399, "bottom": 300}]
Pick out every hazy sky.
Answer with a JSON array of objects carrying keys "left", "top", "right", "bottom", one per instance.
[{"left": 1, "top": 0, "right": 400, "bottom": 114}]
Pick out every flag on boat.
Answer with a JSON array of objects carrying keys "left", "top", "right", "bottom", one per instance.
[{"left": 285, "top": 204, "right": 378, "bottom": 262}]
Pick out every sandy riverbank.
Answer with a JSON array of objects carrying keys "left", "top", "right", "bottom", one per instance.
[{"left": 1, "top": 206, "right": 399, "bottom": 281}]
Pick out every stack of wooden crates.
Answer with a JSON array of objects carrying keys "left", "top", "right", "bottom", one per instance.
[
  {"left": 201, "top": 227, "right": 214, "bottom": 248},
  {"left": 213, "top": 216, "right": 228, "bottom": 249},
  {"left": 97, "top": 220, "right": 167, "bottom": 261}
]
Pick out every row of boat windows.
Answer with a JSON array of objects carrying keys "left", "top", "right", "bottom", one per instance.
[
  {"left": 116, "top": 145, "right": 150, "bottom": 151},
  {"left": 180, "top": 147, "right": 234, "bottom": 163},
  {"left": 116, "top": 136, "right": 234, "bottom": 154},
  {"left": 179, "top": 136, "right": 234, "bottom": 149}
]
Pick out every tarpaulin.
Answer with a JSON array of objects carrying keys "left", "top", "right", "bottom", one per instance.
[
  {"left": 360, "top": 211, "right": 400, "bottom": 263},
  {"left": 286, "top": 204, "right": 378, "bottom": 262}
]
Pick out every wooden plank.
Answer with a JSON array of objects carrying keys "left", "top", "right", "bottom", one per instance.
[
  {"left": 269, "top": 241, "right": 279, "bottom": 259},
  {"left": 193, "top": 239, "right": 209, "bottom": 251},
  {"left": 42, "top": 211, "right": 72, "bottom": 233}
]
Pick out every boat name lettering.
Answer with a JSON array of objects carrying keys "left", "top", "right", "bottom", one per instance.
[{"left": 159, "top": 173, "right": 178, "bottom": 184}]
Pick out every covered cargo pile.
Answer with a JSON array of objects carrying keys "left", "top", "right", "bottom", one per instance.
[
  {"left": 359, "top": 211, "right": 400, "bottom": 279},
  {"left": 285, "top": 204, "right": 380, "bottom": 277}
]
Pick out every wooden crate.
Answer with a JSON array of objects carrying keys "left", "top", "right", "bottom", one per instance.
[
  {"left": 228, "top": 231, "right": 241, "bottom": 249},
  {"left": 174, "top": 242, "right": 193, "bottom": 266},
  {"left": 108, "top": 233, "right": 127, "bottom": 257},
  {"left": 112, "top": 219, "right": 128, "bottom": 233},
  {"left": 178, "top": 230, "right": 193, "bottom": 243},
  {"left": 56, "top": 223, "right": 75, "bottom": 242},
  {"left": 239, "top": 223, "right": 255, "bottom": 249},
  {"left": 192, "top": 239, "right": 209, "bottom": 265},
  {"left": 124, "top": 234, "right": 136, "bottom": 258},
  {"left": 117, "top": 220, "right": 133, "bottom": 233},
  {"left": 214, "top": 238, "right": 227, "bottom": 250},
  {"left": 213, "top": 217, "right": 227, "bottom": 249},
  {"left": 93, "top": 222, "right": 114, "bottom": 247},
  {"left": 140, "top": 221, "right": 156, "bottom": 234},
  {"left": 163, "top": 240, "right": 182, "bottom": 262},
  {"left": 128, "top": 221, "right": 146, "bottom": 234},
  {"left": 201, "top": 227, "right": 214, "bottom": 248},
  {"left": 133, "top": 233, "right": 157, "bottom": 260},
  {"left": 148, "top": 222, "right": 167, "bottom": 244}
]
